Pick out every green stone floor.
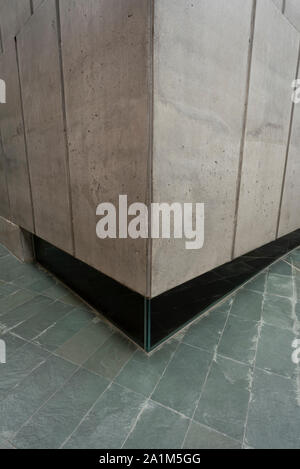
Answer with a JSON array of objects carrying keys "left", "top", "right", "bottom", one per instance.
[{"left": 0, "top": 243, "right": 300, "bottom": 449}]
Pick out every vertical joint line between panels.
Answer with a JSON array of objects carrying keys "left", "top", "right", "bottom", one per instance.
[
  {"left": 144, "top": 298, "right": 151, "bottom": 352},
  {"left": 15, "top": 36, "right": 36, "bottom": 233},
  {"left": 0, "top": 22, "right": 3, "bottom": 54},
  {"left": 276, "top": 40, "right": 300, "bottom": 238},
  {"left": 282, "top": 0, "right": 286, "bottom": 15},
  {"left": 55, "top": 0, "right": 76, "bottom": 256},
  {"left": 231, "top": 0, "right": 257, "bottom": 260},
  {"left": 0, "top": 127, "right": 12, "bottom": 218}
]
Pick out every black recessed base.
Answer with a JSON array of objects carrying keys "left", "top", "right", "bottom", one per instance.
[{"left": 34, "top": 230, "right": 300, "bottom": 352}]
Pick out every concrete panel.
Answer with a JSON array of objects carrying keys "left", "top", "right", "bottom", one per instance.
[
  {"left": 151, "top": 0, "right": 253, "bottom": 297},
  {"left": 0, "top": 130, "right": 10, "bottom": 220},
  {"left": 0, "top": 43, "right": 34, "bottom": 232},
  {"left": 285, "top": 0, "right": 300, "bottom": 31},
  {"left": 0, "top": 0, "right": 31, "bottom": 51},
  {"left": 278, "top": 79, "right": 300, "bottom": 236},
  {"left": 0, "top": 215, "right": 34, "bottom": 262},
  {"left": 17, "top": 0, "right": 73, "bottom": 254},
  {"left": 234, "top": 0, "right": 299, "bottom": 257},
  {"left": 60, "top": 0, "right": 151, "bottom": 295},
  {"left": 32, "top": 0, "right": 45, "bottom": 11}
]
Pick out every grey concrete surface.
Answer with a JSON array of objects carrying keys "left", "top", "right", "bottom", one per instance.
[
  {"left": 0, "top": 0, "right": 300, "bottom": 299},
  {"left": 0, "top": 215, "right": 34, "bottom": 262},
  {"left": 151, "top": 0, "right": 253, "bottom": 296},
  {"left": 0, "top": 0, "right": 31, "bottom": 52},
  {"left": 0, "top": 129, "right": 10, "bottom": 221},
  {"left": 0, "top": 42, "right": 34, "bottom": 233},
  {"left": 234, "top": 0, "right": 299, "bottom": 258},
  {"left": 32, "top": 0, "right": 45, "bottom": 11},
  {"left": 285, "top": 0, "right": 300, "bottom": 31},
  {"left": 17, "top": 0, "right": 74, "bottom": 255},
  {"left": 60, "top": 0, "right": 151, "bottom": 295},
  {"left": 278, "top": 51, "right": 300, "bottom": 237}
]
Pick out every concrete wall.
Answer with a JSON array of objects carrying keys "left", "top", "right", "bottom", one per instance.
[
  {"left": 0, "top": 42, "right": 34, "bottom": 232},
  {"left": 0, "top": 128, "right": 10, "bottom": 220},
  {"left": 0, "top": 0, "right": 300, "bottom": 298},
  {"left": 32, "top": 0, "right": 45, "bottom": 11},
  {"left": 272, "top": 0, "right": 284, "bottom": 12},
  {"left": 0, "top": 0, "right": 151, "bottom": 295},
  {"left": 59, "top": 0, "right": 151, "bottom": 295},
  {"left": 234, "top": 0, "right": 299, "bottom": 257},
  {"left": 151, "top": 0, "right": 253, "bottom": 296}
]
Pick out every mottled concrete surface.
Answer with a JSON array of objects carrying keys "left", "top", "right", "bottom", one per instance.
[
  {"left": 279, "top": 84, "right": 300, "bottom": 236},
  {"left": 32, "top": 0, "right": 45, "bottom": 11},
  {"left": 234, "top": 0, "right": 299, "bottom": 257},
  {"left": 0, "top": 0, "right": 31, "bottom": 52},
  {"left": 272, "top": 0, "right": 283, "bottom": 12},
  {"left": 0, "top": 242, "right": 300, "bottom": 448},
  {"left": 60, "top": 0, "right": 152, "bottom": 295},
  {"left": 0, "top": 132, "right": 10, "bottom": 221},
  {"left": 17, "top": 0, "right": 74, "bottom": 254},
  {"left": 1, "top": 0, "right": 300, "bottom": 299},
  {"left": 151, "top": 0, "right": 253, "bottom": 296}
]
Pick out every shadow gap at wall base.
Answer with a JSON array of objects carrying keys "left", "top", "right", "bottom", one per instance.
[{"left": 34, "top": 230, "right": 300, "bottom": 352}]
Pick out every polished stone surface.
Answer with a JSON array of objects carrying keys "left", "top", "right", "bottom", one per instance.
[
  {"left": 34, "top": 230, "right": 300, "bottom": 351},
  {"left": 1, "top": 242, "right": 300, "bottom": 448}
]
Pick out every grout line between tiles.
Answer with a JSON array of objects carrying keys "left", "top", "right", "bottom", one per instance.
[
  {"left": 241, "top": 267, "right": 269, "bottom": 447},
  {"left": 290, "top": 262, "right": 300, "bottom": 406},
  {"left": 120, "top": 334, "right": 184, "bottom": 448}
]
